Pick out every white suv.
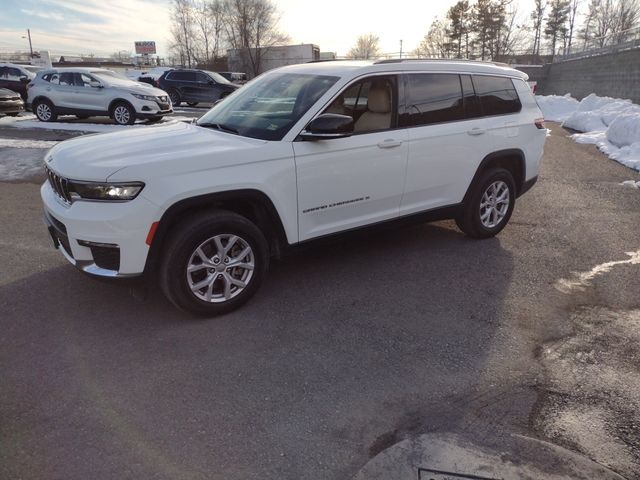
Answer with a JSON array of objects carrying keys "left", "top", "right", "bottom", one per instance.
[
  {"left": 41, "top": 60, "right": 546, "bottom": 315},
  {"left": 28, "top": 67, "right": 172, "bottom": 125}
]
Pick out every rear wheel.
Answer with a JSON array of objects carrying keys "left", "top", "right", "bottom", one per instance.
[
  {"left": 33, "top": 99, "right": 57, "bottom": 122},
  {"left": 168, "top": 89, "right": 181, "bottom": 107},
  {"left": 160, "top": 210, "right": 269, "bottom": 316},
  {"left": 111, "top": 102, "right": 136, "bottom": 125},
  {"left": 455, "top": 168, "right": 516, "bottom": 238}
]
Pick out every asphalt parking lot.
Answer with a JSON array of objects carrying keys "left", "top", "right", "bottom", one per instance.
[{"left": 1, "top": 121, "right": 639, "bottom": 479}]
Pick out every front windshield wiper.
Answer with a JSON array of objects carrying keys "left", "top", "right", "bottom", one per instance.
[{"left": 197, "top": 122, "right": 239, "bottom": 135}]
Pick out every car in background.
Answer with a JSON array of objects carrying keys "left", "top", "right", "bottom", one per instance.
[
  {"left": 0, "top": 63, "right": 36, "bottom": 100},
  {"left": 0, "top": 88, "right": 24, "bottom": 116},
  {"left": 27, "top": 67, "right": 172, "bottom": 125},
  {"left": 218, "top": 72, "right": 248, "bottom": 84},
  {"left": 157, "top": 69, "right": 240, "bottom": 106}
]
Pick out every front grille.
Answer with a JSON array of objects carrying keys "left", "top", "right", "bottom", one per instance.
[{"left": 45, "top": 165, "right": 72, "bottom": 204}]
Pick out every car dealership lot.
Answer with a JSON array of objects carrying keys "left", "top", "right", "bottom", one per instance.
[{"left": 1, "top": 124, "right": 639, "bottom": 479}]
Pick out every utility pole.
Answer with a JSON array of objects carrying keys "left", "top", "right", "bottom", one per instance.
[
  {"left": 27, "top": 29, "right": 33, "bottom": 57},
  {"left": 399, "top": 39, "right": 403, "bottom": 59}
]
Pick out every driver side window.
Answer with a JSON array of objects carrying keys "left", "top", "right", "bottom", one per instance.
[{"left": 322, "top": 76, "right": 397, "bottom": 134}]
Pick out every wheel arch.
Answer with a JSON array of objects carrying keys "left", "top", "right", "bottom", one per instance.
[
  {"left": 108, "top": 98, "right": 135, "bottom": 115},
  {"left": 463, "top": 149, "right": 526, "bottom": 204},
  {"left": 144, "top": 189, "right": 289, "bottom": 274}
]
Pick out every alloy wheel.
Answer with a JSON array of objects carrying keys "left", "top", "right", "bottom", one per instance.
[
  {"left": 186, "top": 234, "right": 255, "bottom": 303},
  {"left": 36, "top": 103, "right": 52, "bottom": 121},
  {"left": 113, "top": 105, "right": 131, "bottom": 125},
  {"left": 479, "top": 180, "right": 510, "bottom": 228}
]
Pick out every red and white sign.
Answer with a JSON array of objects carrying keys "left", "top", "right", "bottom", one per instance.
[{"left": 135, "top": 41, "right": 156, "bottom": 55}]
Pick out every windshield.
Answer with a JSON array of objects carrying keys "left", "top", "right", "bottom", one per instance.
[
  {"left": 205, "top": 71, "right": 231, "bottom": 84},
  {"left": 197, "top": 73, "right": 339, "bottom": 141}
]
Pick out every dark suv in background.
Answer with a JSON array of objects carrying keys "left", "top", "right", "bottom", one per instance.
[
  {"left": 157, "top": 69, "right": 239, "bottom": 106},
  {"left": 0, "top": 63, "right": 37, "bottom": 100}
]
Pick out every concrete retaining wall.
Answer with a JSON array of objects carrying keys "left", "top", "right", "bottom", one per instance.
[{"left": 517, "top": 49, "right": 640, "bottom": 103}]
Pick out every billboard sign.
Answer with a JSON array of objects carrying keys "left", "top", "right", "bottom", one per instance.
[{"left": 135, "top": 41, "right": 156, "bottom": 55}]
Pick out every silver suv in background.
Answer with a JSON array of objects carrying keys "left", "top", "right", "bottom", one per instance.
[{"left": 27, "top": 68, "right": 173, "bottom": 125}]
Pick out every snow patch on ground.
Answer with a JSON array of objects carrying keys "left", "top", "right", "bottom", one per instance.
[
  {"left": 0, "top": 147, "right": 47, "bottom": 183},
  {"left": 537, "top": 93, "right": 640, "bottom": 172},
  {"left": 0, "top": 113, "right": 193, "bottom": 133},
  {"left": 0, "top": 138, "right": 58, "bottom": 149}
]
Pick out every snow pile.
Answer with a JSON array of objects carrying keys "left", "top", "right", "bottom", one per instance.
[
  {"left": 563, "top": 94, "right": 640, "bottom": 132},
  {"left": 537, "top": 93, "right": 640, "bottom": 172},
  {"left": 621, "top": 180, "right": 640, "bottom": 189},
  {"left": 535, "top": 94, "right": 579, "bottom": 122}
]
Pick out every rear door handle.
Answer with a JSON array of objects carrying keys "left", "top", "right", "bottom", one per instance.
[
  {"left": 377, "top": 139, "right": 402, "bottom": 149},
  {"left": 467, "top": 128, "right": 486, "bottom": 136}
]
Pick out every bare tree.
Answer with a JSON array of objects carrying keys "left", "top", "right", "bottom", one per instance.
[
  {"left": 347, "top": 33, "right": 381, "bottom": 59},
  {"left": 224, "top": 0, "right": 289, "bottom": 77},
  {"left": 531, "top": 0, "right": 546, "bottom": 55},
  {"left": 566, "top": 0, "right": 581, "bottom": 54},
  {"left": 169, "top": 0, "right": 196, "bottom": 67},
  {"left": 613, "top": 0, "right": 640, "bottom": 42},
  {"left": 414, "top": 19, "right": 452, "bottom": 58},
  {"left": 497, "top": 4, "right": 528, "bottom": 58}
]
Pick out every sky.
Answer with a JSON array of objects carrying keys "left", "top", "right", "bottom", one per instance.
[{"left": 0, "top": 0, "right": 538, "bottom": 59}]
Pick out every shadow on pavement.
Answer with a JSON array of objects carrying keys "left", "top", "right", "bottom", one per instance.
[{"left": 0, "top": 220, "right": 516, "bottom": 480}]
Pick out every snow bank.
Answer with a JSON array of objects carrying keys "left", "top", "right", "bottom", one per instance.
[
  {"left": 537, "top": 93, "right": 640, "bottom": 172},
  {"left": 0, "top": 113, "right": 193, "bottom": 133},
  {"left": 535, "top": 94, "right": 579, "bottom": 122},
  {"left": 0, "top": 147, "right": 48, "bottom": 182}
]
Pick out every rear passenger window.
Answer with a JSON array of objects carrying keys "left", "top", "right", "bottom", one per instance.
[
  {"left": 473, "top": 76, "right": 521, "bottom": 116},
  {"left": 401, "top": 74, "right": 464, "bottom": 127},
  {"left": 170, "top": 71, "right": 196, "bottom": 81}
]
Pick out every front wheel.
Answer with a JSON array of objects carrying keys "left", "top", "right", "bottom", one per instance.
[
  {"left": 168, "top": 89, "right": 181, "bottom": 107},
  {"left": 455, "top": 168, "right": 516, "bottom": 238},
  {"left": 160, "top": 210, "right": 270, "bottom": 316},
  {"left": 111, "top": 102, "right": 136, "bottom": 125}
]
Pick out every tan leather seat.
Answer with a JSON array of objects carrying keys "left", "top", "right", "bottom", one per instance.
[{"left": 355, "top": 85, "right": 391, "bottom": 132}]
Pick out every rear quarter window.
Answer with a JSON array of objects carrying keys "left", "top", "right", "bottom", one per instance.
[
  {"left": 473, "top": 76, "right": 521, "bottom": 116},
  {"left": 401, "top": 73, "right": 465, "bottom": 127}
]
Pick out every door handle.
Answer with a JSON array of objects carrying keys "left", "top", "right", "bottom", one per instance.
[
  {"left": 467, "top": 128, "right": 486, "bottom": 136},
  {"left": 377, "top": 139, "right": 402, "bottom": 149}
]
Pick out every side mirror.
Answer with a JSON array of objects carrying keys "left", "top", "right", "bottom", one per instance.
[
  {"left": 89, "top": 81, "right": 102, "bottom": 88},
  {"left": 300, "top": 113, "right": 354, "bottom": 140}
]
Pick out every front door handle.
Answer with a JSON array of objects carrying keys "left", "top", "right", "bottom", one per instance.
[
  {"left": 377, "top": 139, "right": 402, "bottom": 149},
  {"left": 467, "top": 128, "right": 486, "bottom": 136}
]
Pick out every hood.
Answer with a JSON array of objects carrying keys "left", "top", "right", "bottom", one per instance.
[
  {"left": 121, "top": 83, "right": 167, "bottom": 96},
  {"left": 46, "top": 121, "right": 266, "bottom": 182}
]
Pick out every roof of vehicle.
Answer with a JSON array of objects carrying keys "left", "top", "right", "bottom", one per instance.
[
  {"left": 36, "top": 67, "right": 113, "bottom": 74},
  {"left": 276, "top": 59, "right": 528, "bottom": 80}
]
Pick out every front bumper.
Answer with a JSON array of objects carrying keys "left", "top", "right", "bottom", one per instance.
[
  {"left": 41, "top": 181, "right": 159, "bottom": 277},
  {"left": 132, "top": 98, "right": 173, "bottom": 118}
]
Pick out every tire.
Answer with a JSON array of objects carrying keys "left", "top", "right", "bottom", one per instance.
[
  {"left": 33, "top": 99, "right": 57, "bottom": 122},
  {"left": 146, "top": 116, "right": 163, "bottom": 123},
  {"left": 455, "top": 167, "right": 516, "bottom": 239},
  {"left": 111, "top": 102, "right": 136, "bottom": 126},
  {"left": 187, "top": 102, "right": 198, "bottom": 107},
  {"left": 160, "top": 210, "right": 270, "bottom": 316},
  {"left": 168, "top": 89, "right": 181, "bottom": 107}
]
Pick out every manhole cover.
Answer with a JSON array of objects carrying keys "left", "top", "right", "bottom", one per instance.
[{"left": 418, "top": 468, "right": 500, "bottom": 480}]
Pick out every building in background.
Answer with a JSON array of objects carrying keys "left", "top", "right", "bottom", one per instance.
[{"left": 227, "top": 44, "right": 320, "bottom": 78}]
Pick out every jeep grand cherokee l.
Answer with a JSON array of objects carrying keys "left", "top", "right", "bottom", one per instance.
[{"left": 41, "top": 60, "right": 546, "bottom": 315}]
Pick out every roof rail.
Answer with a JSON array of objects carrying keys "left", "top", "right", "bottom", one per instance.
[{"left": 373, "top": 58, "right": 510, "bottom": 67}]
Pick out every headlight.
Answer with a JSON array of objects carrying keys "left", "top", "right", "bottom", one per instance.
[
  {"left": 70, "top": 181, "right": 144, "bottom": 201},
  {"left": 132, "top": 93, "right": 157, "bottom": 102}
]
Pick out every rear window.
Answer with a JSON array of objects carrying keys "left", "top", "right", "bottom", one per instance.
[
  {"left": 473, "top": 76, "right": 521, "bottom": 116},
  {"left": 401, "top": 73, "right": 464, "bottom": 127}
]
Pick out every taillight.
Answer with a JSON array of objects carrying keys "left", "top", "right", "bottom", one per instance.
[{"left": 535, "top": 118, "right": 545, "bottom": 129}]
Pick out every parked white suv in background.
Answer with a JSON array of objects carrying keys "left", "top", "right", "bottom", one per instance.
[
  {"left": 41, "top": 60, "right": 546, "bottom": 315},
  {"left": 28, "top": 67, "right": 172, "bottom": 125}
]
